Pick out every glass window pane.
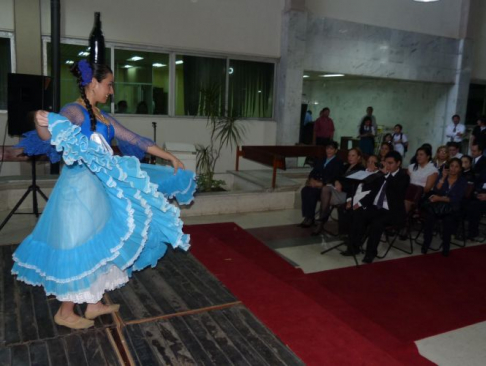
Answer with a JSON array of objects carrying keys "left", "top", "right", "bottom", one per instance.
[
  {"left": 114, "top": 49, "right": 169, "bottom": 115},
  {"left": 46, "top": 43, "right": 111, "bottom": 112},
  {"left": 175, "top": 55, "right": 226, "bottom": 116},
  {"left": 0, "top": 37, "right": 11, "bottom": 110},
  {"left": 228, "top": 60, "right": 274, "bottom": 118}
]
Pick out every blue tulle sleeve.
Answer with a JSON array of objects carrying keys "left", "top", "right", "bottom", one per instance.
[
  {"left": 15, "top": 130, "right": 62, "bottom": 163},
  {"left": 104, "top": 113, "right": 155, "bottom": 159}
]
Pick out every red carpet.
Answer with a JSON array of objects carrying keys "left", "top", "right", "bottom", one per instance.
[{"left": 185, "top": 223, "right": 486, "bottom": 365}]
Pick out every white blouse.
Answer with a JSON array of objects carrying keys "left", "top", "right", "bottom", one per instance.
[{"left": 408, "top": 162, "right": 438, "bottom": 187}]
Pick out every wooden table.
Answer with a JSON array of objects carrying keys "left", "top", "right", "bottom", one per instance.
[{"left": 235, "top": 145, "right": 330, "bottom": 189}]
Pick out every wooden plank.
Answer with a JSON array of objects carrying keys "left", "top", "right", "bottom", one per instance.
[
  {"left": 3, "top": 247, "right": 20, "bottom": 345},
  {"left": 31, "top": 286, "right": 55, "bottom": 340},
  {"left": 0, "top": 347, "right": 11, "bottom": 366},
  {"left": 123, "top": 324, "right": 160, "bottom": 366},
  {"left": 167, "top": 317, "right": 214, "bottom": 366},
  {"left": 155, "top": 321, "right": 195, "bottom": 365},
  {"left": 17, "top": 282, "right": 39, "bottom": 342},
  {"left": 29, "top": 341, "right": 50, "bottom": 366},
  {"left": 235, "top": 307, "right": 304, "bottom": 365},
  {"left": 97, "top": 330, "right": 123, "bottom": 366},
  {"left": 196, "top": 312, "right": 252, "bottom": 366},
  {"left": 105, "top": 288, "right": 132, "bottom": 321},
  {"left": 137, "top": 322, "right": 178, "bottom": 366},
  {"left": 209, "top": 310, "right": 270, "bottom": 366},
  {"left": 46, "top": 338, "right": 69, "bottom": 366},
  {"left": 80, "top": 330, "right": 109, "bottom": 366},
  {"left": 124, "top": 275, "right": 163, "bottom": 318},
  {"left": 0, "top": 247, "right": 5, "bottom": 346},
  {"left": 64, "top": 333, "right": 89, "bottom": 366},
  {"left": 220, "top": 307, "right": 292, "bottom": 366},
  {"left": 170, "top": 252, "right": 236, "bottom": 304},
  {"left": 115, "top": 283, "right": 153, "bottom": 320},
  {"left": 11, "top": 344, "right": 29, "bottom": 366}
]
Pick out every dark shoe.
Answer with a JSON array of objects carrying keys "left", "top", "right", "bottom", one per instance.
[
  {"left": 311, "top": 221, "right": 325, "bottom": 236},
  {"left": 299, "top": 218, "right": 314, "bottom": 228},
  {"left": 421, "top": 247, "right": 428, "bottom": 255},
  {"left": 362, "top": 255, "right": 374, "bottom": 264},
  {"left": 442, "top": 250, "right": 450, "bottom": 257}
]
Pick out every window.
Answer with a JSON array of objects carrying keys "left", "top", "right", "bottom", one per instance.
[
  {"left": 228, "top": 59, "right": 274, "bottom": 118},
  {"left": 114, "top": 49, "right": 169, "bottom": 115},
  {"left": 0, "top": 37, "right": 12, "bottom": 110},
  {"left": 46, "top": 42, "right": 111, "bottom": 112},
  {"left": 175, "top": 55, "right": 226, "bottom": 116}
]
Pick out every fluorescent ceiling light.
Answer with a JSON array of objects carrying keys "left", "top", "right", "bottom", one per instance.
[
  {"left": 303, "top": 75, "right": 309, "bottom": 78},
  {"left": 128, "top": 56, "right": 143, "bottom": 61},
  {"left": 228, "top": 67, "right": 234, "bottom": 74},
  {"left": 175, "top": 60, "right": 184, "bottom": 65},
  {"left": 414, "top": 0, "right": 440, "bottom": 2},
  {"left": 123, "top": 65, "right": 133, "bottom": 68},
  {"left": 152, "top": 63, "right": 166, "bottom": 67},
  {"left": 78, "top": 51, "right": 90, "bottom": 56},
  {"left": 321, "top": 74, "right": 345, "bottom": 77},
  {"left": 65, "top": 60, "right": 74, "bottom": 65}
]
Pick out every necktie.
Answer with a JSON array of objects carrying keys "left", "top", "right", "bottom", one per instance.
[
  {"left": 376, "top": 177, "right": 388, "bottom": 209},
  {"left": 451, "top": 126, "right": 456, "bottom": 142}
]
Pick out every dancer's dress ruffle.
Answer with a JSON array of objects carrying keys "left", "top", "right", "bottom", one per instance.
[
  {"left": 12, "top": 113, "right": 196, "bottom": 303},
  {"left": 15, "top": 130, "right": 62, "bottom": 163}
]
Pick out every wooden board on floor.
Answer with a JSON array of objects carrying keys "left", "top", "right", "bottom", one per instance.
[
  {"left": 108, "top": 248, "right": 237, "bottom": 323},
  {"left": 123, "top": 305, "right": 305, "bottom": 366}
]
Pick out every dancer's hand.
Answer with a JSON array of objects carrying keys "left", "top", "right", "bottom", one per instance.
[
  {"left": 171, "top": 157, "right": 185, "bottom": 174},
  {"left": 35, "top": 110, "right": 49, "bottom": 127}
]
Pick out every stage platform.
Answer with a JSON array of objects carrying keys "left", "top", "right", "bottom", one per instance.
[{"left": 0, "top": 245, "right": 304, "bottom": 365}]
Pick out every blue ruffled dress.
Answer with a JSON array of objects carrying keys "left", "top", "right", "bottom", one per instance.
[{"left": 11, "top": 106, "right": 196, "bottom": 303}]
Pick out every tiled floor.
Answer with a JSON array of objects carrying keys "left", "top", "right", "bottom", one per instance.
[{"left": 2, "top": 207, "right": 486, "bottom": 365}]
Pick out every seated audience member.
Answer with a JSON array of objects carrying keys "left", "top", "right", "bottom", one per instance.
[
  {"left": 338, "top": 155, "right": 382, "bottom": 236},
  {"left": 433, "top": 145, "right": 449, "bottom": 172},
  {"left": 421, "top": 158, "right": 467, "bottom": 257},
  {"left": 344, "top": 151, "right": 410, "bottom": 263},
  {"left": 466, "top": 169, "right": 486, "bottom": 240},
  {"left": 470, "top": 143, "right": 486, "bottom": 177},
  {"left": 408, "top": 147, "right": 439, "bottom": 194},
  {"left": 410, "top": 143, "right": 433, "bottom": 166},
  {"left": 300, "top": 141, "right": 343, "bottom": 227},
  {"left": 312, "top": 148, "right": 365, "bottom": 235},
  {"left": 461, "top": 155, "right": 475, "bottom": 183},
  {"left": 447, "top": 142, "right": 463, "bottom": 159},
  {"left": 379, "top": 142, "right": 393, "bottom": 162},
  {"left": 382, "top": 133, "right": 393, "bottom": 145}
]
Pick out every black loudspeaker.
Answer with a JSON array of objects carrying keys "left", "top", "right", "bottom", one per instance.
[{"left": 7, "top": 73, "right": 53, "bottom": 136}]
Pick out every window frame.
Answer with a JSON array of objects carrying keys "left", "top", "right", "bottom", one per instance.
[
  {"left": 41, "top": 36, "right": 277, "bottom": 120},
  {"left": 0, "top": 31, "right": 16, "bottom": 113}
]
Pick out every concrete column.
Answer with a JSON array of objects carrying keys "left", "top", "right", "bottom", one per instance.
[
  {"left": 443, "top": 39, "right": 472, "bottom": 143},
  {"left": 14, "top": 0, "right": 42, "bottom": 75},
  {"left": 276, "top": 5, "right": 307, "bottom": 146}
]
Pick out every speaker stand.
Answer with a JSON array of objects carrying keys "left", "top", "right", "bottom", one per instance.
[{"left": 0, "top": 156, "right": 49, "bottom": 232}]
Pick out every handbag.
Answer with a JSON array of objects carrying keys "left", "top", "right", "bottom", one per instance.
[{"left": 421, "top": 200, "right": 453, "bottom": 217}]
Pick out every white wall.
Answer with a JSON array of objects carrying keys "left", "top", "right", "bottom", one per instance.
[
  {"left": 306, "top": 0, "right": 468, "bottom": 39},
  {"left": 468, "top": 0, "right": 486, "bottom": 81},
  {"left": 303, "top": 78, "right": 450, "bottom": 162},
  {"left": 116, "top": 115, "right": 277, "bottom": 172},
  {"left": 0, "top": 0, "right": 14, "bottom": 31},
  {"left": 39, "top": 0, "right": 284, "bottom": 58}
]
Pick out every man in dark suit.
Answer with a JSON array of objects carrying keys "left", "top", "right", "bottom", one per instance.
[
  {"left": 343, "top": 151, "right": 410, "bottom": 263},
  {"left": 471, "top": 144, "right": 486, "bottom": 178},
  {"left": 466, "top": 168, "right": 486, "bottom": 240},
  {"left": 300, "top": 141, "right": 343, "bottom": 227}
]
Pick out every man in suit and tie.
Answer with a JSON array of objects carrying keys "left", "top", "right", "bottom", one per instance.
[
  {"left": 471, "top": 144, "right": 486, "bottom": 178},
  {"left": 343, "top": 151, "right": 410, "bottom": 263},
  {"left": 300, "top": 141, "right": 343, "bottom": 227}
]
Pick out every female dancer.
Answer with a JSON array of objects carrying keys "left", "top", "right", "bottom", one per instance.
[{"left": 12, "top": 60, "right": 196, "bottom": 329}]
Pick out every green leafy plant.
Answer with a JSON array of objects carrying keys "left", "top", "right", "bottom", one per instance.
[{"left": 196, "top": 84, "right": 246, "bottom": 192}]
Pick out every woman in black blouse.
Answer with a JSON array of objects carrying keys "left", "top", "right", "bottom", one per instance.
[
  {"left": 421, "top": 158, "right": 467, "bottom": 256},
  {"left": 312, "top": 148, "right": 365, "bottom": 235}
]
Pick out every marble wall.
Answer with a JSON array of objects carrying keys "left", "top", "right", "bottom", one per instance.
[
  {"left": 303, "top": 78, "right": 450, "bottom": 163},
  {"left": 304, "top": 16, "right": 461, "bottom": 84}
]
